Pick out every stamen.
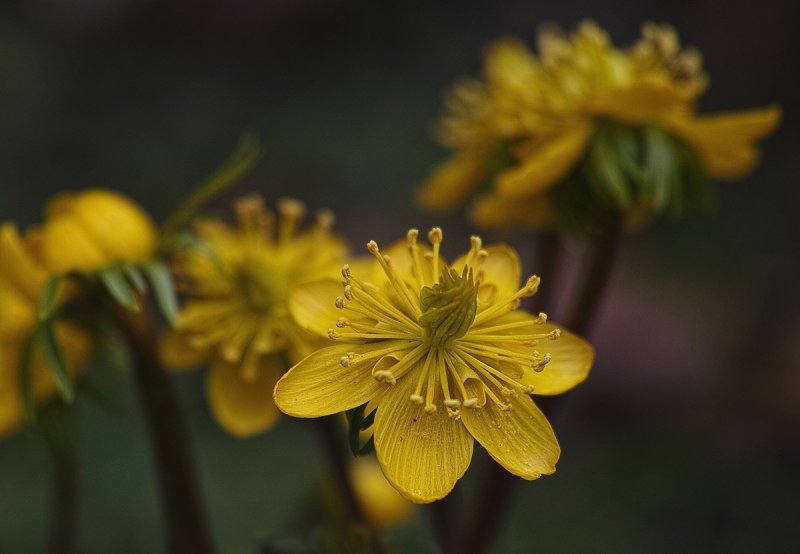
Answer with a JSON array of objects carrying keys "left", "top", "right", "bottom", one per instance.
[
  {"left": 276, "top": 198, "right": 306, "bottom": 243},
  {"left": 406, "top": 228, "right": 426, "bottom": 288},
  {"left": 428, "top": 227, "right": 443, "bottom": 283},
  {"left": 315, "top": 208, "right": 335, "bottom": 231},
  {"left": 367, "top": 239, "right": 421, "bottom": 317}
]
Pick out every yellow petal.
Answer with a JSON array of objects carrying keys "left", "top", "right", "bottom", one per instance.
[
  {"left": 583, "top": 77, "right": 691, "bottom": 124},
  {"left": 40, "top": 216, "right": 108, "bottom": 274},
  {"left": 417, "top": 151, "right": 489, "bottom": 212},
  {"left": 207, "top": 355, "right": 282, "bottom": 438},
  {"left": 453, "top": 244, "right": 521, "bottom": 304},
  {"left": 373, "top": 375, "right": 474, "bottom": 503},
  {"left": 0, "top": 223, "right": 48, "bottom": 302},
  {"left": 662, "top": 105, "right": 781, "bottom": 179},
  {"left": 288, "top": 279, "right": 343, "bottom": 339},
  {"left": 159, "top": 329, "right": 209, "bottom": 371},
  {"left": 0, "top": 285, "right": 36, "bottom": 342},
  {"left": 520, "top": 321, "right": 594, "bottom": 396},
  {"left": 470, "top": 193, "right": 558, "bottom": 231},
  {"left": 460, "top": 391, "right": 559, "bottom": 479},
  {"left": 495, "top": 120, "right": 592, "bottom": 199},
  {"left": 274, "top": 342, "right": 393, "bottom": 418}
]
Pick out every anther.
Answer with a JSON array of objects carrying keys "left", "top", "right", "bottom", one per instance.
[
  {"left": 409, "top": 394, "right": 424, "bottom": 404},
  {"left": 522, "top": 275, "right": 541, "bottom": 295},
  {"left": 525, "top": 385, "right": 535, "bottom": 394},
  {"left": 423, "top": 252, "right": 434, "bottom": 260},
  {"left": 407, "top": 228, "right": 419, "bottom": 244},
  {"left": 478, "top": 249, "right": 488, "bottom": 260},
  {"left": 341, "top": 264, "right": 351, "bottom": 280},
  {"left": 344, "top": 285, "right": 353, "bottom": 300},
  {"left": 424, "top": 403, "right": 438, "bottom": 414},
  {"left": 428, "top": 227, "right": 443, "bottom": 245},
  {"left": 316, "top": 208, "right": 335, "bottom": 229},
  {"left": 367, "top": 240, "right": 380, "bottom": 254},
  {"left": 276, "top": 197, "right": 306, "bottom": 219},
  {"left": 462, "top": 398, "right": 478, "bottom": 408},
  {"left": 336, "top": 318, "right": 347, "bottom": 328},
  {"left": 536, "top": 312, "right": 548, "bottom": 324},
  {"left": 335, "top": 296, "right": 345, "bottom": 308},
  {"left": 549, "top": 329, "right": 561, "bottom": 340},
  {"left": 470, "top": 235, "right": 482, "bottom": 252},
  {"left": 339, "top": 356, "right": 350, "bottom": 367},
  {"left": 444, "top": 399, "right": 461, "bottom": 408},
  {"left": 327, "top": 328, "right": 338, "bottom": 339},
  {"left": 374, "top": 370, "right": 396, "bottom": 385}
]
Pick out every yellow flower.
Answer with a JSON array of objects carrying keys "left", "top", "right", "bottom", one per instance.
[
  {"left": 418, "top": 21, "right": 781, "bottom": 230},
  {"left": 39, "top": 188, "right": 157, "bottom": 273},
  {"left": 275, "top": 228, "right": 594, "bottom": 503},
  {"left": 0, "top": 224, "right": 91, "bottom": 438},
  {"left": 350, "top": 457, "right": 414, "bottom": 530},
  {"left": 161, "top": 195, "right": 347, "bottom": 438}
]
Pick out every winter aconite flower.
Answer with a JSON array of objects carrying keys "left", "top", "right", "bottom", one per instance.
[
  {"left": 418, "top": 21, "right": 781, "bottom": 232},
  {"left": 0, "top": 224, "right": 90, "bottom": 437},
  {"left": 275, "top": 228, "right": 594, "bottom": 502},
  {"left": 38, "top": 188, "right": 158, "bottom": 273},
  {"left": 161, "top": 195, "right": 347, "bottom": 438}
]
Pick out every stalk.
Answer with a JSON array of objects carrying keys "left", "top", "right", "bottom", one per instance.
[{"left": 47, "top": 449, "right": 77, "bottom": 554}]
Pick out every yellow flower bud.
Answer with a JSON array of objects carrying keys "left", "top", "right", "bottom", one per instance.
[
  {"left": 349, "top": 457, "right": 414, "bottom": 530},
  {"left": 40, "top": 188, "right": 157, "bottom": 273}
]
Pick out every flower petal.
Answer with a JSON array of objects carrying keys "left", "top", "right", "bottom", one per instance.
[
  {"left": 288, "top": 279, "right": 343, "bottom": 338},
  {"left": 207, "top": 355, "right": 282, "bottom": 438},
  {"left": 0, "top": 343, "right": 23, "bottom": 438},
  {"left": 453, "top": 244, "right": 521, "bottom": 304},
  {"left": 417, "top": 151, "right": 489, "bottom": 212},
  {"left": 495, "top": 121, "right": 593, "bottom": 199},
  {"left": 374, "top": 375, "right": 474, "bottom": 503},
  {"left": 521, "top": 321, "right": 595, "bottom": 395},
  {"left": 470, "top": 193, "right": 558, "bottom": 231},
  {"left": 0, "top": 223, "right": 48, "bottom": 303},
  {"left": 274, "top": 342, "right": 397, "bottom": 418},
  {"left": 460, "top": 391, "right": 559, "bottom": 479},
  {"left": 159, "top": 329, "right": 210, "bottom": 371}
]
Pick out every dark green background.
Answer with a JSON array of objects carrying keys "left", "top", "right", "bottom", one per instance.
[{"left": 1, "top": 0, "right": 798, "bottom": 551}]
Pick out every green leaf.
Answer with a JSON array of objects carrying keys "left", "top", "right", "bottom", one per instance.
[
  {"left": 642, "top": 126, "right": 680, "bottom": 210},
  {"left": 100, "top": 266, "right": 140, "bottom": 312},
  {"left": 121, "top": 263, "right": 148, "bottom": 294},
  {"left": 143, "top": 261, "right": 180, "bottom": 326},
  {"left": 36, "top": 320, "right": 75, "bottom": 403},
  {"left": 160, "top": 133, "right": 263, "bottom": 243},
  {"left": 346, "top": 403, "right": 376, "bottom": 457},
  {"left": 20, "top": 338, "right": 36, "bottom": 423},
  {"left": 38, "top": 276, "right": 62, "bottom": 322}
]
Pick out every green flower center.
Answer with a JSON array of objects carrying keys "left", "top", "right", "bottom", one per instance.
[{"left": 419, "top": 267, "right": 478, "bottom": 347}]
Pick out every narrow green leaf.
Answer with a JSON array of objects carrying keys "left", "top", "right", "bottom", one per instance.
[
  {"left": 38, "top": 276, "right": 62, "bottom": 322},
  {"left": 346, "top": 403, "right": 376, "bottom": 457},
  {"left": 20, "top": 338, "right": 36, "bottom": 423},
  {"left": 100, "top": 266, "right": 140, "bottom": 312},
  {"left": 121, "top": 263, "right": 148, "bottom": 294},
  {"left": 36, "top": 320, "right": 75, "bottom": 403},
  {"left": 160, "top": 133, "right": 263, "bottom": 243},
  {"left": 143, "top": 261, "right": 179, "bottom": 326}
]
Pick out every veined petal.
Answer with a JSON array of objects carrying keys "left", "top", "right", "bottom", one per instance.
[
  {"left": 288, "top": 279, "right": 343, "bottom": 338},
  {"left": 274, "top": 342, "right": 397, "bottom": 418},
  {"left": 495, "top": 121, "right": 593, "bottom": 199},
  {"left": 521, "top": 321, "right": 594, "bottom": 395},
  {"left": 417, "top": 151, "right": 489, "bottom": 212},
  {"left": 374, "top": 375, "right": 474, "bottom": 503},
  {"left": 460, "top": 391, "right": 559, "bottom": 479},
  {"left": 470, "top": 193, "right": 558, "bottom": 230},
  {"left": 207, "top": 355, "right": 282, "bottom": 438}
]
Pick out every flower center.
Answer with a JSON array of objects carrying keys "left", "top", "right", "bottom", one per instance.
[{"left": 419, "top": 267, "right": 477, "bottom": 347}]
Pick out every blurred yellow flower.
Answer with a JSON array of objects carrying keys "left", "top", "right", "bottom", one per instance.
[
  {"left": 419, "top": 21, "right": 781, "bottom": 230},
  {"left": 161, "top": 195, "right": 347, "bottom": 438},
  {"left": 0, "top": 224, "right": 91, "bottom": 438},
  {"left": 350, "top": 457, "right": 414, "bottom": 530},
  {"left": 39, "top": 188, "right": 157, "bottom": 273},
  {"left": 275, "top": 229, "right": 594, "bottom": 502}
]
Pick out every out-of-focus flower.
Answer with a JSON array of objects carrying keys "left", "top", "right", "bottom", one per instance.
[
  {"left": 275, "top": 228, "right": 594, "bottom": 502},
  {"left": 418, "top": 21, "right": 781, "bottom": 232},
  {"left": 0, "top": 224, "right": 91, "bottom": 438},
  {"left": 39, "top": 188, "right": 157, "bottom": 273},
  {"left": 161, "top": 195, "right": 347, "bottom": 438},
  {"left": 350, "top": 457, "right": 414, "bottom": 530}
]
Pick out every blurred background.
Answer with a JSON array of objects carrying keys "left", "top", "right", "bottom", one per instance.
[{"left": 1, "top": 0, "right": 798, "bottom": 551}]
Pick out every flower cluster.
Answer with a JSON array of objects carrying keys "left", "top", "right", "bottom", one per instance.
[
  {"left": 275, "top": 228, "right": 594, "bottom": 502},
  {"left": 419, "top": 21, "right": 780, "bottom": 231}
]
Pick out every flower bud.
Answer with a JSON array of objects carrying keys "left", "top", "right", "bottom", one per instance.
[
  {"left": 349, "top": 457, "right": 414, "bottom": 530},
  {"left": 40, "top": 188, "right": 157, "bottom": 273}
]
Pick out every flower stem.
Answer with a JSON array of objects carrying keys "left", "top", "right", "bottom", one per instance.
[
  {"left": 112, "top": 301, "right": 214, "bottom": 554},
  {"left": 47, "top": 449, "right": 77, "bottom": 554},
  {"left": 460, "top": 230, "right": 563, "bottom": 554},
  {"left": 431, "top": 486, "right": 461, "bottom": 554}
]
